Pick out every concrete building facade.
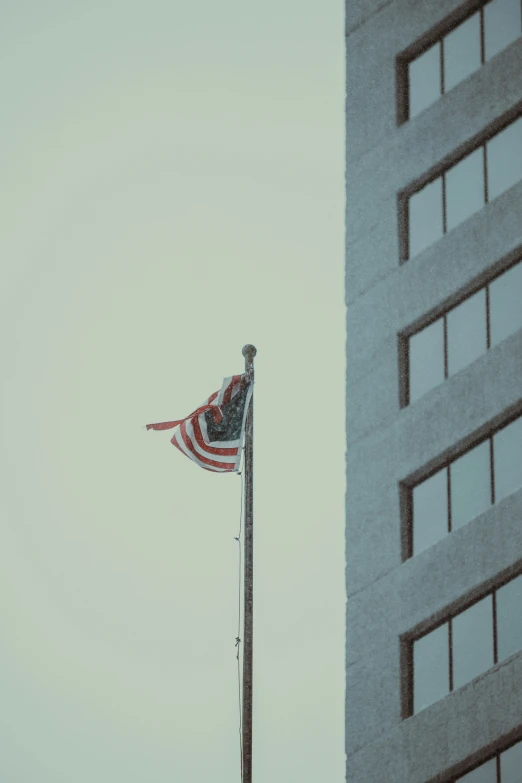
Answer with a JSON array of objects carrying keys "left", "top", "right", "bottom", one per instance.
[{"left": 345, "top": 1, "right": 522, "bottom": 781}]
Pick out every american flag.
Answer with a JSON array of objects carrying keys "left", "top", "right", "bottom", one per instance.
[{"left": 146, "top": 374, "right": 253, "bottom": 472}]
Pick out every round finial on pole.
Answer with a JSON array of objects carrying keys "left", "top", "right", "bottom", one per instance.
[
  {"left": 242, "top": 344, "right": 257, "bottom": 381},
  {"left": 242, "top": 344, "right": 257, "bottom": 361}
]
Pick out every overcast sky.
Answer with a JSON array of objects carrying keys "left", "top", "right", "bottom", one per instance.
[{"left": 0, "top": 2, "right": 345, "bottom": 780}]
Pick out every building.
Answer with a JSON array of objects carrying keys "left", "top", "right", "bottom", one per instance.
[{"left": 344, "top": 1, "right": 522, "bottom": 781}]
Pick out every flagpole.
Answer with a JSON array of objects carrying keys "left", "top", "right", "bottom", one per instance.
[{"left": 241, "top": 344, "right": 256, "bottom": 783}]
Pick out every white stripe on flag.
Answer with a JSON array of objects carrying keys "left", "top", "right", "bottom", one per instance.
[
  {"left": 185, "top": 418, "right": 237, "bottom": 464},
  {"left": 198, "top": 414, "right": 243, "bottom": 450},
  {"left": 172, "top": 430, "right": 233, "bottom": 472}
]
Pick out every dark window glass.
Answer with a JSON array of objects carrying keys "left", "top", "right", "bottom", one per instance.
[
  {"left": 450, "top": 441, "right": 491, "bottom": 530},
  {"left": 484, "top": 0, "right": 522, "bottom": 61},
  {"left": 487, "top": 117, "right": 522, "bottom": 201},
  {"left": 445, "top": 148, "right": 485, "bottom": 232},
  {"left": 496, "top": 574, "right": 522, "bottom": 662},
  {"left": 489, "top": 261, "right": 522, "bottom": 347},
  {"left": 444, "top": 12, "right": 482, "bottom": 92},
  {"left": 409, "top": 178, "right": 443, "bottom": 257},
  {"left": 412, "top": 468, "right": 448, "bottom": 555},
  {"left": 409, "top": 43, "right": 441, "bottom": 118},
  {"left": 409, "top": 319, "right": 445, "bottom": 403},
  {"left": 457, "top": 758, "right": 497, "bottom": 782},
  {"left": 500, "top": 740, "right": 522, "bottom": 782},
  {"left": 413, "top": 623, "right": 449, "bottom": 713},
  {"left": 446, "top": 289, "right": 487, "bottom": 376},
  {"left": 493, "top": 416, "right": 522, "bottom": 503},
  {"left": 452, "top": 596, "right": 494, "bottom": 690}
]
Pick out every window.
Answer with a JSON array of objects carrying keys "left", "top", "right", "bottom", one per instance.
[
  {"left": 408, "top": 43, "right": 441, "bottom": 119},
  {"left": 450, "top": 441, "right": 491, "bottom": 531},
  {"left": 444, "top": 12, "right": 482, "bottom": 93},
  {"left": 404, "top": 258, "right": 522, "bottom": 405},
  {"left": 405, "top": 413, "right": 522, "bottom": 558},
  {"left": 489, "top": 260, "right": 522, "bottom": 346},
  {"left": 454, "top": 739, "right": 522, "bottom": 781},
  {"left": 410, "top": 574, "right": 522, "bottom": 716},
  {"left": 408, "top": 318, "right": 445, "bottom": 404},
  {"left": 446, "top": 290, "right": 487, "bottom": 377},
  {"left": 487, "top": 117, "right": 522, "bottom": 200},
  {"left": 493, "top": 416, "right": 522, "bottom": 502},
  {"left": 445, "top": 148, "right": 485, "bottom": 232},
  {"left": 499, "top": 740, "right": 522, "bottom": 782},
  {"left": 496, "top": 575, "right": 522, "bottom": 660},
  {"left": 458, "top": 756, "right": 497, "bottom": 782},
  {"left": 413, "top": 623, "right": 449, "bottom": 712},
  {"left": 401, "top": 0, "right": 522, "bottom": 122},
  {"left": 411, "top": 468, "right": 448, "bottom": 555},
  {"left": 485, "top": 0, "right": 522, "bottom": 60},
  {"left": 408, "top": 178, "right": 444, "bottom": 257},
  {"left": 404, "top": 115, "right": 522, "bottom": 260},
  {"left": 451, "top": 596, "right": 493, "bottom": 689}
]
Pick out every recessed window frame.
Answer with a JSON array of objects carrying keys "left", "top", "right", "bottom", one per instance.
[
  {"left": 401, "top": 566, "right": 522, "bottom": 720},
  {"left": 396, "top": 0, "right": 522, "bottom": 125},
  {"left": 400, "top": 404, "right": 522, "bottom": 562},
  {"left": 405, "top": 730, "right": 522, "bottom": 781},
  {"left": 398, "top": 105, "right": 522, "bottom": 264},
  {"left": 398, "top": 249, "right": 522, "bottom": 409},
  {"left": 452, "top": 736, "right": 522, "bottom": 782}
]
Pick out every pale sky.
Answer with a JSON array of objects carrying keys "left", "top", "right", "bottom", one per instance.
[{"left": 0, "top": 2, "right": 345, "bottom": 781}]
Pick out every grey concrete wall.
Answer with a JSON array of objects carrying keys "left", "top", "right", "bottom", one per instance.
[
  {"left": 346, "top": 329, "right": 522, "bottom": 595},
  {"left": 345, "top": 0, "right": 522, "bottom": 780},
  {"left": 346, "top": 0, "right": 496, "bottom": 160},
  {"left": 347, "top": 652, "right": 522, "bottom": 782},
  {"left": 346, "top": 41, "right": 522, "bottom": 301},
  {"left": 346, "top": 488, "right": 522, "bottom": 752}
]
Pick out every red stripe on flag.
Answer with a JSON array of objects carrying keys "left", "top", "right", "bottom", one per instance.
[
  {"left": 172, "top": 432, "right": 233, "bottom": 472},
  {"left": 146, "top": 420, "right": 184, "bottom": 431},
  {"left": 223, "top": 375, "right": 243, "bottom": 405},
  {"left": 192, "top": 416, "right": 238, "bottom": 456},
  {"left": 171, "top": 435, "right": 186, "bottom": 456},
  {"left": 146, "top": 391, "right": 221, "bottom": 431},
  {"left": 179, "top": 421, "right": 235, "bottom": 471}
]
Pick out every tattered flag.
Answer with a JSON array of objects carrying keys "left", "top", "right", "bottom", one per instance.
[{"left": 147, "top": 374, "right": 252, "bottom": 473}]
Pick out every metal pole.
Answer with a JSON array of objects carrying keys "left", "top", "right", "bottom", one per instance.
[{"left": 241, "top": 344, "right": 256, "bottom": 783}]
